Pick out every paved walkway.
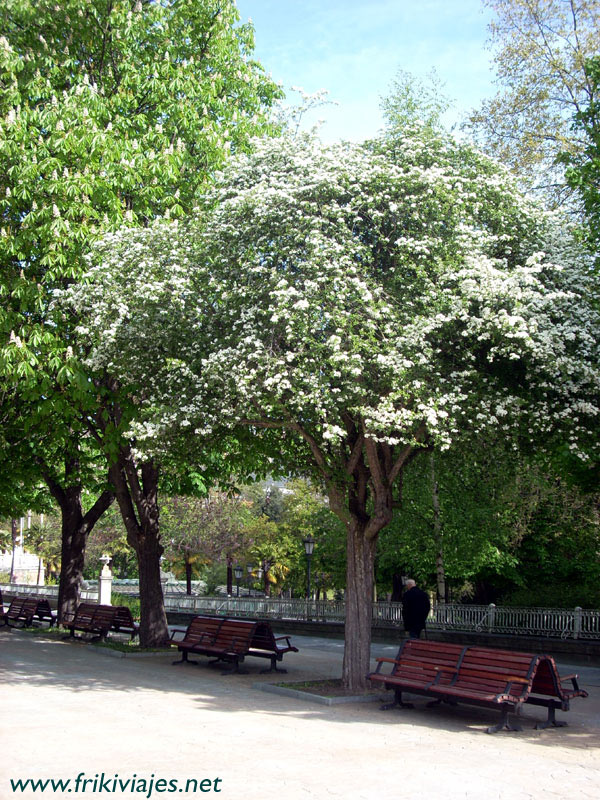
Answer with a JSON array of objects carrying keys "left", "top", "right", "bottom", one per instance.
[{"left": 1, "top": 628, "right": 599, "bottom": 800}]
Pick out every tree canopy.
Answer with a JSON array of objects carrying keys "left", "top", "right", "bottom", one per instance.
[
  {"left": 66, "top": 126, "right": 600, "bottom": 686},
  {"left": 0, "top": 0, "right": 282, "bottom": 629}
]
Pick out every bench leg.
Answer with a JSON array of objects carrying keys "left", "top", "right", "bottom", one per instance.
[
  {"left": 172, "top": 651, "right": 198, "bottom": 666},
  {"left": 534, "top": 705, "right": 568, "bottom": 730},
  {"left": 260, "top": 656, "right": 286, "bottom": 674},
  {"left": 426, "top": 697, "right": 458, "bottom": 708},
  {"left": 207, "top": 657, "right": 248, "bottom": 675},
  {"left": 380, "top": 689, "right": 414, "bottom": 711},
  {"left": 486, "top": 707, "right": 523, "bottom": 734}
]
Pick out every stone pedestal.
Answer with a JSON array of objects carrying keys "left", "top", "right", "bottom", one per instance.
[{"left": 98, "top": 556, "right": 113, "bottom": 605}]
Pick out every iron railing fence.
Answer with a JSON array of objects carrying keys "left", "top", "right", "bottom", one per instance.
[
  {"left": 0, "top": 583, "right": 98, "bottom": 601},
  {"left": 2, "top": 583, "right": 599, "bottom": 640}
]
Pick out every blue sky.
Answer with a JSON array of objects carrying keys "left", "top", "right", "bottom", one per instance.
[{"left": 235, "top": 0, "right": 496, "bottom": 142}]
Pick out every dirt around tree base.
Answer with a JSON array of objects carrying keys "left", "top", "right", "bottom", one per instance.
[{"left": 277, "top": 678, "right": 384, "bottom": 698}]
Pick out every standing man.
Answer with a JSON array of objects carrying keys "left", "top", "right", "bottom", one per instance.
[{"left": 401, "top": 579, "right": 431, "bottom": 639}]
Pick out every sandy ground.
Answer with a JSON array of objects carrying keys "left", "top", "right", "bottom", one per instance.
[{"left": 1, "top": 628, "right": 599, "bottom": 800}]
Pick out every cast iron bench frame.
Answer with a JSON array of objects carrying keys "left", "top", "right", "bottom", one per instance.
[
  {"left": 368, "top": 640, "right": 588, "bottom": 733},
  {"left": 1, "top": 596, "right": 56, "bottom": 628},
  {"left": 172, "top": 616, "right": 258, "bottom": 673}
]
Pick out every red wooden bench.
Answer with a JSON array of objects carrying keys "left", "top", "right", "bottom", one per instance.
[
  {"left": 526, "top": 653, "right": 589, "bottom": 728},
  {"left": 368, "top": 639, "right": 465, "bottom": 709},
  {"left": 1, "top": 597, "right": 39, "bottom": 628},
  {"left": 171, "top": 616, "right": 299, "bottom": 673},
  {"left": 112, "top": 606, "right": 139, "bottom": 639},
  {"left": 173, "top": 616, "right": 258, "bottom": 673},
  {"left": 248, "top": 621, "right": 299, "bottom": 673},
  {"left": 369, "top": 642, "right": 588, "bottom": 733},
  {"left": 1, "top": 596, "right": 56, "bottom": 628},
  {"left": 64, "top": 602, "right": 119, "bottom": 641},
  {"left": 426, "top": 646, "right": 540, "bottom": 733}
]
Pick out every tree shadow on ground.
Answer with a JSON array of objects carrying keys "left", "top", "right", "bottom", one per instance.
[{"left": 2, "top": 629, "right": 598, "bottom": 752}]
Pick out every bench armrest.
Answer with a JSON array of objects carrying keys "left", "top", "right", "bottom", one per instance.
[
  {"left": 431, "top": 667, "right": 457, "bottom": 685},
  {"left": 561, "top": 674, "right": 582, "bottom": 692},
  {"left": 169, "top": 628, "right": 188, "bottom": 642},
  {"left": 371, "top": 657, "right": 399, "bottom": 675}
]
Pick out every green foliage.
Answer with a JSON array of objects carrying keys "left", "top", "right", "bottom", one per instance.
[
  {"left": 161, "top": 492, "right": 253, "bottom": 566},
  {"left": 24, "top": 516, "right": 62, "bottom": 580},
  {"left": 276, "top": 479, "right": 346, "bottom": 594},
  {"left": 85, "top": 504, "right": 137, "bottom": 578},
  {"left": 1, "top": 0, "right": 281, "bottom": 397},
  {"left": 0, "top": 0, "right": 282, "bottom": 527},
  {"left": 467, "top": 0, "right": 600, "bottom": 205},
  {"left": 377, "top": 442, "right": 523, "bottom": 596},
  {"left": 378, "top": 444, "right": 600, "bottom": 608},
  {"left": 380, "top": 68, "right": 451, "bottom": 138},
  {"left": 560, "top": 57, "right": 600, "bottom": 251},
  {"left": 111, "top": 592, "right": 140, "bottom": 621}
]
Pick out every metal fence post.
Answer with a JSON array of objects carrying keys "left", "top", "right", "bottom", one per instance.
[
  {"left": 488, "top": 603, "right": 496, "bottom": 633},
  {"left": 574, "top": 606, "right": 582, "bottom": 640}
]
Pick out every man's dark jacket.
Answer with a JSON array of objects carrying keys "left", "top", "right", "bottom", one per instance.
[{"left": 401, "top": 586, "right": 431, "bottom": 634}]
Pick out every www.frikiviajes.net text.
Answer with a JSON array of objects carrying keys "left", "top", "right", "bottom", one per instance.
[{"left": 9, "top": 773, "right": 223, "bottom": 797}]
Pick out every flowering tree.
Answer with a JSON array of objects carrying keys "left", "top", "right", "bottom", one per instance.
[
  {"left": 0, "top": 0, "right": 281, "bottom": 629},
  {"left": 69, "top": 130, "right": 600, "bottom": 687}
]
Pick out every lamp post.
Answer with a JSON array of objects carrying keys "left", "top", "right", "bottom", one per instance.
[
  {"left": 246, "top": 563, "right": 253, "bottom": 595},
  {"left": 234, "top": 564, "right": 243, "bottom": 597},
  {"left": 303, "top": 535, "right": 315, "bottom": 600},
  {"left": 226, "top": 556, "right": 233, "bottom": 597}
]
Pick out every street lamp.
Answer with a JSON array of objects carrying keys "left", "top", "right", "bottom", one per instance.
[
  {"left": 234, "top": 564, "right": 243, "bottom": 597},
  {"left": 246, "top": 563, "right": 254, "bottom": 595},
  {"left": 303, "top": 535, "right": 315, "bottom": 600}
]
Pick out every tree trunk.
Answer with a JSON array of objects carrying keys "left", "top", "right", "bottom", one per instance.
[
  {"left": 137, "top": 527, "right": 169, "bottom": 646},
  {"left": 430, "top": 452, "right": 446, "bottom": 604},
  {"left": 342, "top": 519, "right": 377, "bottom": 692},
  {"left": 110, "top": 453, "right": 170, "bottom": 647},
  {"left": 42, "top": 456, "right": 114, "bottom": 625},
  {"left": 57, "top": 494, "right": 87, "bottom": 624}
]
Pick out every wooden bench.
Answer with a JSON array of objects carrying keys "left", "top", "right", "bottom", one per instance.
[
  {"left": 526, "top": 653, "right": 589, "bottom": 728},
  {"left": 31, "top": 598, "right": 56, "bottom": 627},
  {"left": 172, "top": 616, "right": 299, "bottom": 674},
  {"left": 1, "top": 597, "right": 39, "bottom": 628},
  {"left": 112, "top": 606, "right": 139, "bottom": 639},
  {"left": 368, "top": 639, "right": 465, "bottom": 709},
  {"left": 63, "top": 602, "right": 139, "bottom": 640},
  {"left": 173, "top": 616, "right": 258, "bottom": 673},
  {"left": 1, "top": 596, "right": 56, "bottom": 628},
  {"left": 248, "top": 621, "right": 299, "bottom": 673},
  {"left": 369, "top": 642, "right": 588, "bottom": 733},
  {"left": 426, "top": 646, "right": 541, "bottom": 733},
  {"left": 64, "top": 602, "right": 119, "bottom": 641}
]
